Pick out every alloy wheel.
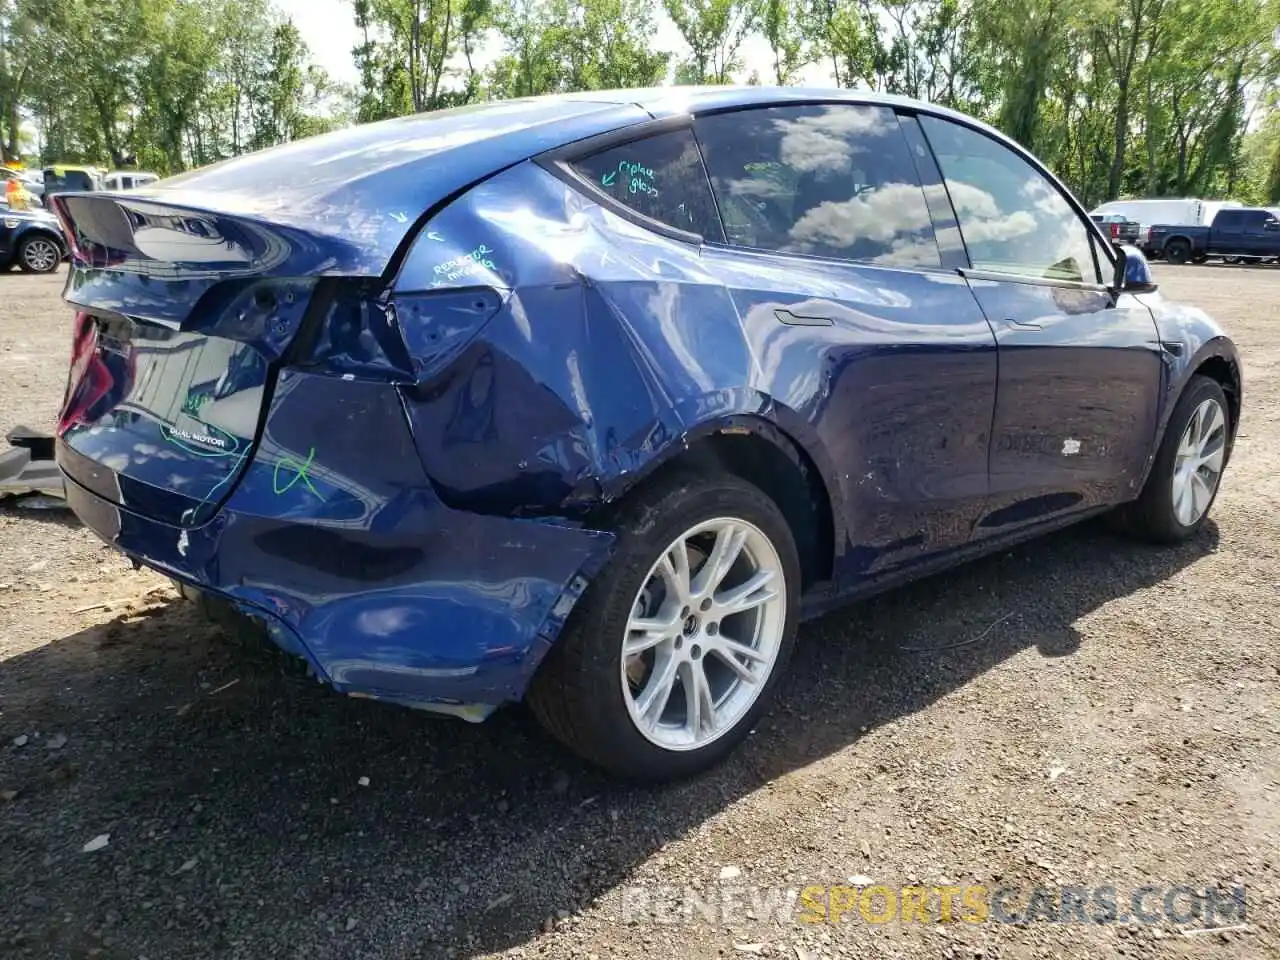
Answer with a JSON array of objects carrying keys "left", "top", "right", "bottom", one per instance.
[
  {"left": 22, "top": 238, "right": 59, "bottom": 272},
  {"left": 1171, "top": 397, "right": 1226, "bottom": 526},
  {"left": 621, "top": 517, "right": 787, "bottom": 751}
]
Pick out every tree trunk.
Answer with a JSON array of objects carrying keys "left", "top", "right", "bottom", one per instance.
[
  {"left": 1108, "top": 86, "right": 1129, "bottom": 200},
  {"left": 429, "top": 6, "right": 452, "bottom": 107},
  {"left": 410, "top": 0, "right": 423, "bottom": 112}
]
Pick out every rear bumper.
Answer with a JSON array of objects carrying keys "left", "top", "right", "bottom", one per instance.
[{"left": 61, "top": 448, "right": 615, "bottom": 713}]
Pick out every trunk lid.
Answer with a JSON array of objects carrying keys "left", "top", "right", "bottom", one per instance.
[{"left": 53, "top": 193, "right": 322, "bottom": 526}]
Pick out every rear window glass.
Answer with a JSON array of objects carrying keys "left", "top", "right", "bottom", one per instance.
[
  {"left": 569, "top": 129, "right": 724, "bottom": 241},
  {"left": 44, "top": 169, "right": 95, "bottom": 192},
  {"left": 695, "top": 103, "right": 940, "bottom": 267}
]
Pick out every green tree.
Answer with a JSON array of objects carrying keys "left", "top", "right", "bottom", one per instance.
[
  {"left": 352, "top": 0, "right": 491, "bottom": 117},
  {"left": 664, "top": 0, "right": 757, "bottom": 84},
  {"left": 761, "top": 0, "right": 810, "bottom": 85}
]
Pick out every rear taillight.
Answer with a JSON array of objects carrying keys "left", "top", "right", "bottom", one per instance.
[
  {"left": 58, "top": 312, "right": 104, "bottom": 435},
  {"left": 1110, "top": 223, "right": 1120, "bottom": 239},
  {"left": 49, "top": 196, "right": 84, "bottom": 263}
]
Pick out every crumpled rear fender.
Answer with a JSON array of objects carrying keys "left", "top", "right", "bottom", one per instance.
[{"left": 392, "top": 161, "right": 847, "bottom": 549}]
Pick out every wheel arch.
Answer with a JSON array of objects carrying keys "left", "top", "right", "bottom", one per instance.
[
  {"left": 1144, "top": 339, "right": 1242, "bottom": 489},
  {"left": 1190, "top": 351, "right": 1242, "bottom": 463},
  {"left": 17, "top": 226, "right": 66, "bottom": 255},
  {"left": 592, "top": 412, "right": 845, "bottom": 592}
]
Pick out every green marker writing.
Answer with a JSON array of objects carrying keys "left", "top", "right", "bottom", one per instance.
[{"left": 273, "top": 446, "right": 325, "bottom": 500}]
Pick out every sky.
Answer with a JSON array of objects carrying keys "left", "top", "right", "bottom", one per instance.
[{"left": 274, "top": 0, "right": 833, "bottom": 91}]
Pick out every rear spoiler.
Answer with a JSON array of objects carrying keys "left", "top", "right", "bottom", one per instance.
[{"left": 50, "top": 193, "right": 365, "bottom": 279}]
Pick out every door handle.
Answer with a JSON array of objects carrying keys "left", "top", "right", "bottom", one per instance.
[
  {"left": 1007, "top": 317, "right": 1042, "bottom": 330},
  {"left": 775, "top": 308, "right": 834, "bottom": 327}
]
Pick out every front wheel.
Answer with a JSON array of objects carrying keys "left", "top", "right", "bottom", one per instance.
[
  {"left": 1116, "top": 375, "right": 1230, "bottom": 543},
  {"left": 528, "top": 471, "right": 800, "bottom": 781}
]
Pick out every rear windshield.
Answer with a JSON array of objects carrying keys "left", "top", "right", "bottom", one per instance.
[{"left": 44, "top": 169, "right": 97, "bottom": 192}]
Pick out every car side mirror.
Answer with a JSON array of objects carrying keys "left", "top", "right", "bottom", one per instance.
[{"left": 1116, "top": 244, "right": 1158, "bottom": 294}]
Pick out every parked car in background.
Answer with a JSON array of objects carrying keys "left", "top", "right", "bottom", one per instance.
[
  {"left": 1149, "top": 207, "right": 1280, "bottom": 264},
  {"left": 1090, "top": 212, "right": 1140, "bottom": 245},
  {"left": 50, "top": 88, "right": 1242, "bottom": 781},
  {"left": 1090, "top": 197, "right": 1242, "bottom": 256},
  {"left": 1, "top": 207, "right": 66, "bottom": 272},
  {"left": 42, "top": 165, "right": 104, "bottom": 199},
  {"left": 104, "top": 170, "right": 160, "bottom": 191}
]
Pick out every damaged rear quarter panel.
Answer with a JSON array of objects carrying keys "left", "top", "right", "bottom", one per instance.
[{"left": 394, "top": 160, "right": 838, "bottom": 519}]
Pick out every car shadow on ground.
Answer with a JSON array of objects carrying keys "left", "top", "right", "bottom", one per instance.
[{"left": 0, "top": 519, "right": 1219, "bottom": 958}]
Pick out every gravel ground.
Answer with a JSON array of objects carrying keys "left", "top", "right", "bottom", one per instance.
[{"left": 1, "top": 264, "right": 1278, "bottom": 960}]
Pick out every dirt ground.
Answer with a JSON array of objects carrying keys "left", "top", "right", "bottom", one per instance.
[{"left": 0, "top": 264, "right": 1278, "bottom": 960}]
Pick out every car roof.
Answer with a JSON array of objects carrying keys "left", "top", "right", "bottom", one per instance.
[
  {"left": 551, "top": 84, "right": 1004, "bottom": 133},
  {"left": 95, "top": 86, "right": 1053, "bottom": 278},
  {"left": 526, "top": 85, "right": 1039, "bottom": 175},
  {"left": 133, "top": 87, "right": 1021, "bottom": 218},
  {"left": 549, "top": 84, "right": 950, "bottom": 112}
]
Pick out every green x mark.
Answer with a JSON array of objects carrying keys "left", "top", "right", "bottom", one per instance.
[{"left": 272, "top": 446, "right": 325, "bottom": 500}]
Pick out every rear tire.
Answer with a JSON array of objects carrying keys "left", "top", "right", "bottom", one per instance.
[
  {"left": 528, "top": 470, "right": 800, "bottom": 781},
  {"left": 1115, "top": 376, "right": 1230, "bottom": 543},
  {"left": 1165, "top": 239, "right": 1191, "bottom": 265}
]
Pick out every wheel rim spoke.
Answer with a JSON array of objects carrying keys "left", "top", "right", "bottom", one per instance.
[
  {"left": 691, "top": 523, "right": 747, "bottom": 597},
  {"left": 1198, "top": 403, "right": 1225, "bottom": 452},
  {"left": 716, "top": 634, "right": 768, "bottom": 664},
  {"left": 1190, "top": 472, "right": 1212, "bottom": 519},
  {"left": 1173, "top": 475, "right": 1192, "bottom": 525},
  {"left": 709, "top": 637, "right": 766, "bottom": 684},
  {"left": 1190, "top": 402, "right": 1205, "bottom": 447},
  {"left": 635, "top": 654, "right": 678, "bottom": 722},
  {"left": 681, "top": 660, "right": 716, "bottom": 736},
  {"left": 1178, "top": 429, "right": 1197, "bottom": 457},
  {"left": 658, "top": 541, "right": 691, "bottom": 604},
  {"left": 624, "top": 616, "right": 674, "bottom": 657},
  {"left": 714, "top": 568, "right": 777, "bottom": 615},
  {"left": 1198, "top": 445, "right": 1225, "bottom": 475}
]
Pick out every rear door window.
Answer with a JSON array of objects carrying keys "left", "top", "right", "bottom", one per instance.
[
  {"left": 569, "top": 128, "right": 724, "bottom": 241},
  {"left": 44, "top": 169, "right": 95, "bottom": 193},
  {"left": 694, "top": 103, "right": 940, "bottom": 268}
]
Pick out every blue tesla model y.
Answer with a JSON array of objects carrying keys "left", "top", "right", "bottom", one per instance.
[{"left": 50, "top": 87, "right": 1241, "bottom": 780}]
